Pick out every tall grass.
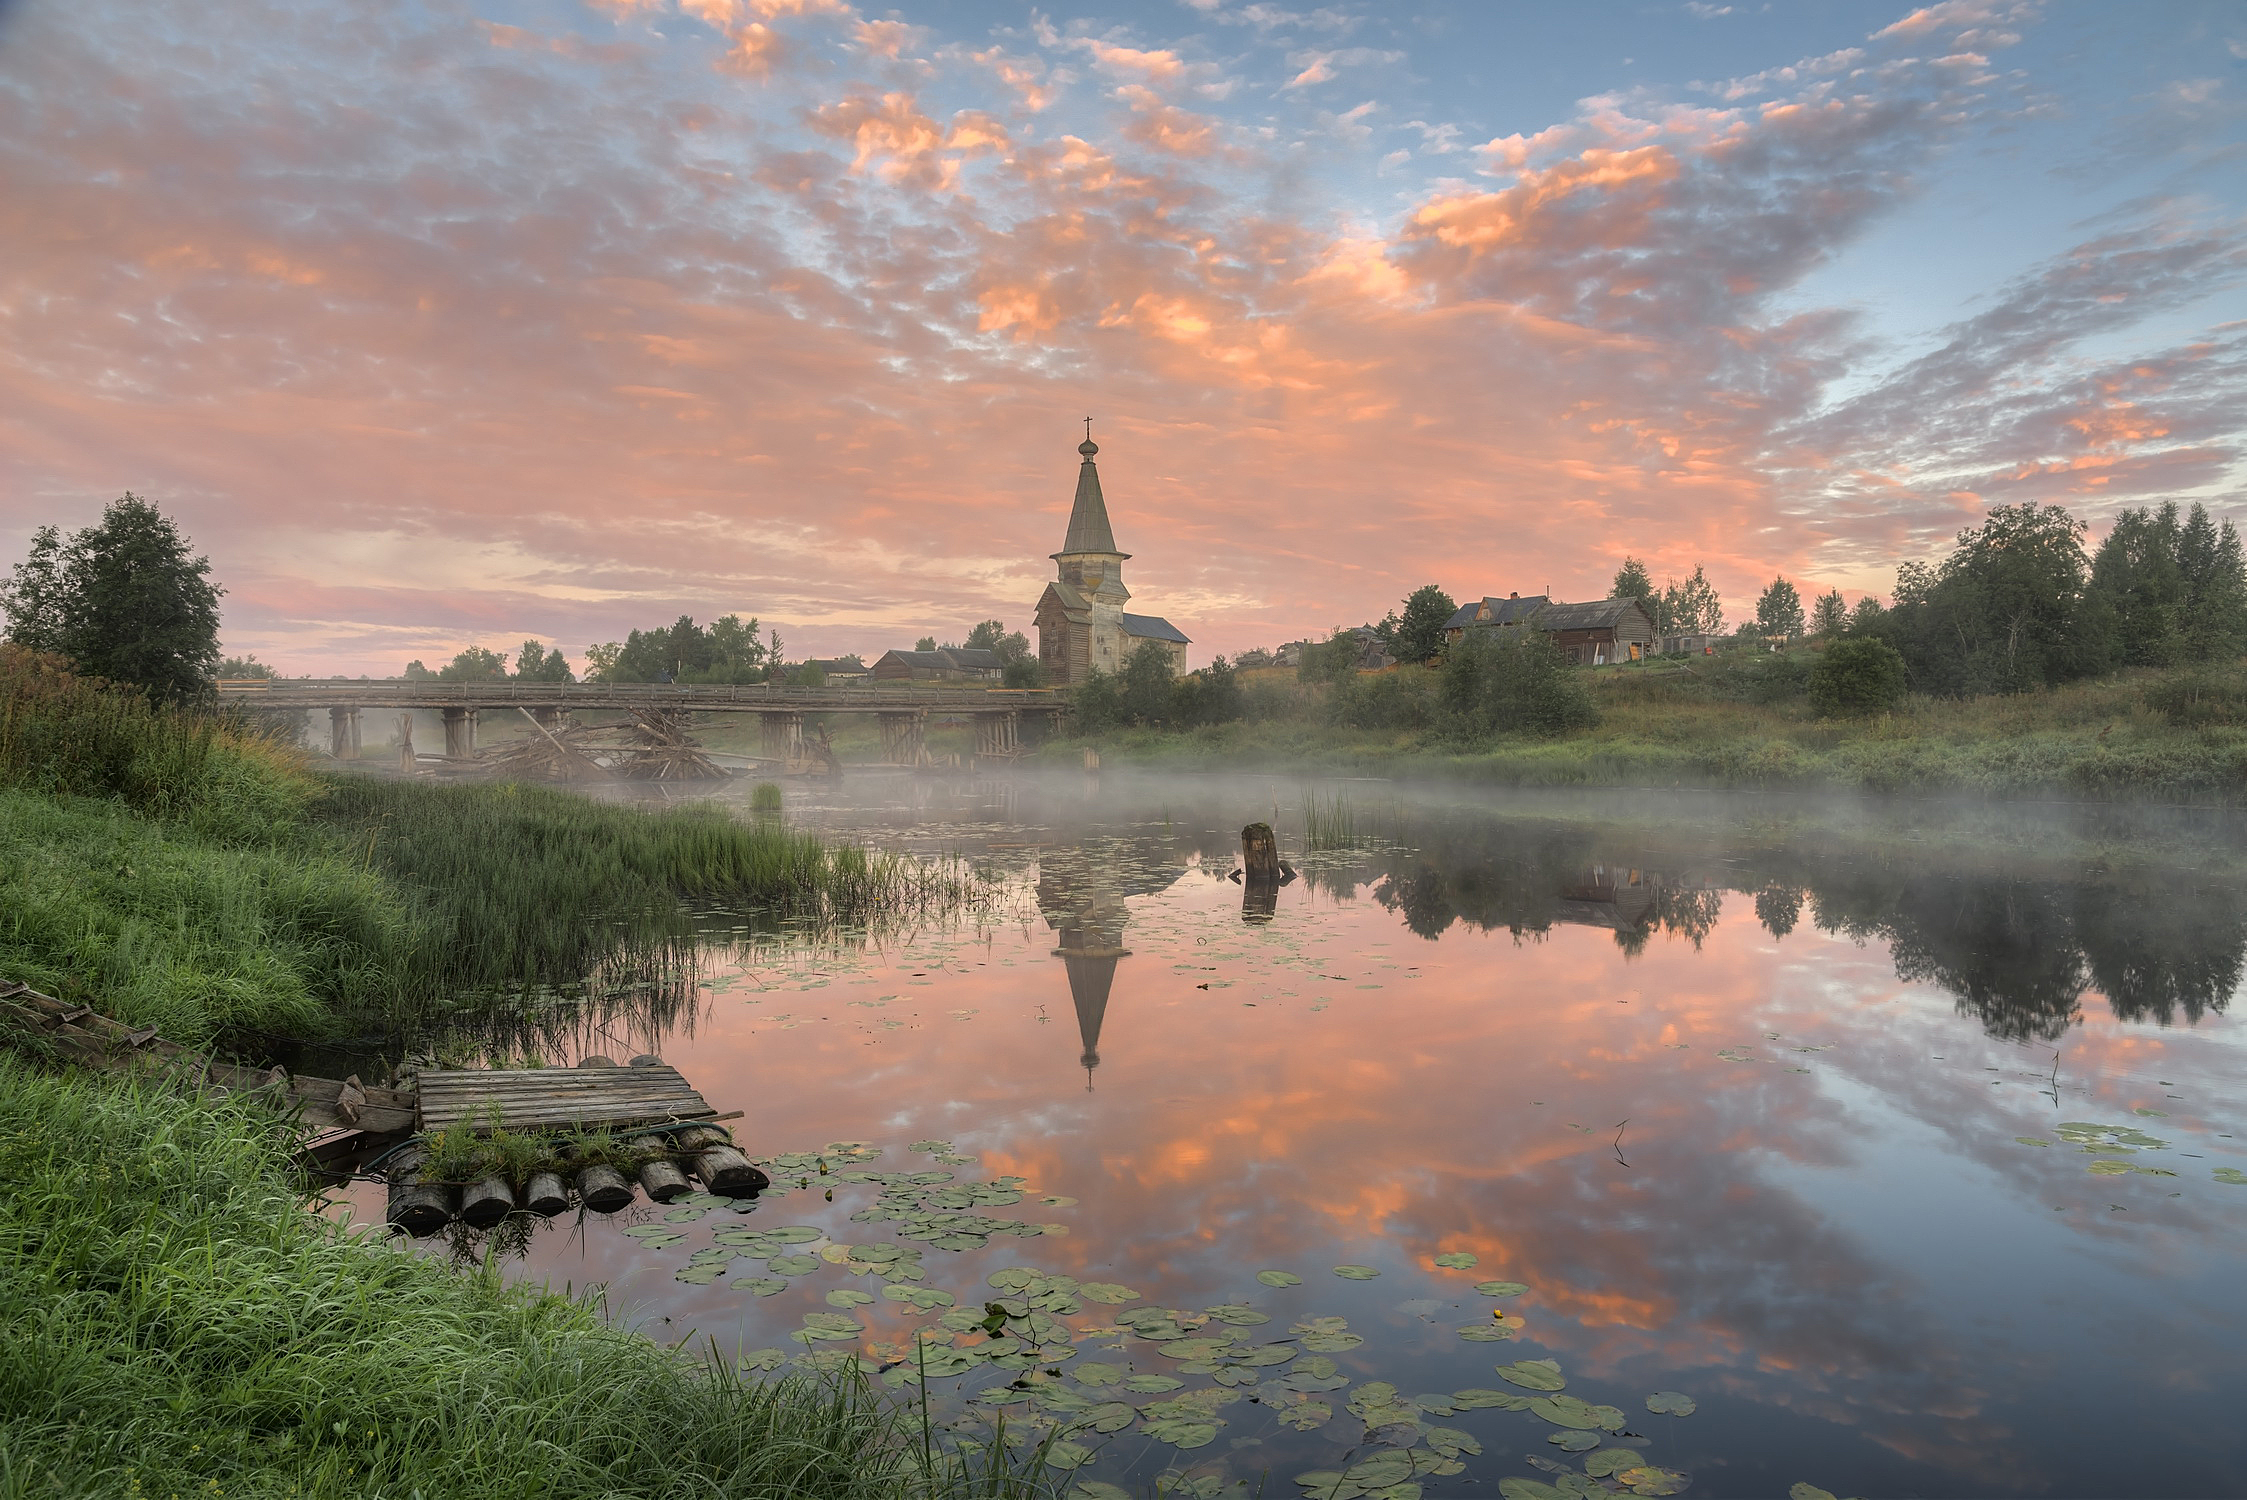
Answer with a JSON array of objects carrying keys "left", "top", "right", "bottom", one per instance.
[
  {"left": 0, "top": 1055, "right": 1029, "bottom": 1500},
  {"left": 1302, "top": 789, "right": 1357, "bottom": 850}
]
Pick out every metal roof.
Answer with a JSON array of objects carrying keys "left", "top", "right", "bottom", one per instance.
[{"left": 1120, "top": 613, "right": 1190, "bottom": 644}]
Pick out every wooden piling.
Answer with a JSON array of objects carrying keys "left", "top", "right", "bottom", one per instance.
[
  {"left": 675, "top": 1125, "right": 769, "bottom": 1197},
  {"left": 385, "top": 1148, "right": 455, "bottom": 1237},
  {"left": 574, "top": 1163, "right": 635, "bottom": 1213},
  {"left": 630, "top": 1135, "right": 693, "bottom": 1203},
  {"left": 459, "top": 1175, "right": 516, "bottom": 1228},
  {"left": 524, "top": 1171, "right": 570, "bottom": 1217},
  {"left": 1241, "top": 822, "right": 1281, "bottom": 882}
]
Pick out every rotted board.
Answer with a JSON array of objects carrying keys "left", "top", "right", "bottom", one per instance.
[{"left": 415, "top": 1065, "right": 715, "bottom": 1132}]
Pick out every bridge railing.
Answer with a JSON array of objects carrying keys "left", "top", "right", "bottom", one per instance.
[{"left": 218, "top": 679, "right": 1066, "bottom": 709}]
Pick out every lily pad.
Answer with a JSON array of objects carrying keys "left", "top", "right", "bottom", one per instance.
[
  {"left": 1452, "top": 1388, "right": 1531, "bottom": 1411},
  {"left": 1585, "top": 1450, "right": 1642, "bottom": 1478},
  {"left": 1300, "top": 1332, "right": 1365, "bottom": 1352},
  {"left": 1788, "top": 1486, "right": 1838, "bottom": 1500},
  {"left": 674, "top": 1264, "right": 727, "bottom": 1284},
  {"left": 1257, "top": 1270, "right": 1303, "bottom": 1288},
  {"left": 1497, "top": 1481, "right": 1569, "bottom": 1500},
  {"left": 1333, "top": 1265, "right": 1381, "bottom": 1280},
  {"left": 1432, "top": 1252, "right": 1478, "bottom": 1269},
  {"left": 1496, "top": 1359, "right": 1567, "bottom": 1392},
  {"left": 739, "top": 1277, "right": 788, "bottom": 1297},
  {"left": 2215, "top": 1168, "right": 2247, "bottom": 1185},
  {"left": 2015, "top": 1137, "right": 2050, "bottom": 1147},
  {"left": 1475, "top": 1280, "right": 1529, "bottom": 1297},
  {"left": 1547, "top": 1429, "right": 1600, "bottom": 1452},
  {"left": 1274, "top": 1398, "right": 1332, "bottom": 1431},
  {"left": 1204, "top": 1304, "right": 1271, "bottom": 1325},
  {"left": 1124, "top": 1374, "right": 1185, "bottom": 1393},
  {"left": 1645, "top": 1390, "right": 1696, "bottom": 1416},
  {"left": 1456, "top": 1324, "right": 1515, "bottom": 1343},
  {"left": 1078, "top": 1282, "right": 1141, "bottom": 1304},
  {"left": 1528, "top": 1395, "right": 1604, "bottom": 1429},
  {"left": 1070, "top": 1485, "right": 1133, "bottom": 1500},
  {"left": 768, "top": 1255, "right": 820, "bottom": 1275},
  {"left": 1072, "top": 1362, "right": 1123, "bottom": 1386},
  {"left": 1621, "top": 1468, "right": 1691, "bottom": 1497},
  {"left": 1424, "top": 1425, "right": 1482, "bottom": 1459},
  {"left": 1141, "top": 1416, "right": 1221, "bottom": 1449},
  {"left": 768, "top": 1226, "right": 822, "bottom": 1243},
  {"left": 737, "top": 1348, "right": 788, "bottom": 1371}
]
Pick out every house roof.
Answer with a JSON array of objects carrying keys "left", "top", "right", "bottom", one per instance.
[
  {"left": 1121, "top": 613, "right": 1190, "bottom": 644},
  {"left": 1446, "top": 595, "right": 1551, "bottom": 630},
  {"left": 1535, "top": 598, "right": 1650, "bottom": 632},
  {"left": 1056, "top": 437, "right": 1128, "bottom": 558},
  {"left": 876, "top": 647, "right": 1004, "bottom": 671}
]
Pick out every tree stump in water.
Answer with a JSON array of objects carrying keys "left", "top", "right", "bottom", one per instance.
[
  {"left": 675, "top": 1125, "right": 769, "bottom": 1197},
  {"left": 1241, "top": 822, "right": 1281, "bottom": 883},
  {"left": 385, "top": 1148, "right": 455, "bottom": 1237},
  {"left": 459, "top": 1175, "right": 515, "bottom": 1228},
  {"left": 524, "top": 1171, "right": 570, "bottom": 1217},
  {"left": 630, "top": 1136, "right": 693, "bottom": 1203},
  {"left": 574, "top": 1163, "right": 634, "bottom": 1213}
]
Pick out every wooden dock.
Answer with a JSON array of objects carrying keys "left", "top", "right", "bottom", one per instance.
[{"left": 416, "top": 1063, "right": 715, "bottom": 1132}]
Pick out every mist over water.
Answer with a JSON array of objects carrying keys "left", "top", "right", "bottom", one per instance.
[{"left": 346, "top": 774, "right": 2247, "bottom": 1498}]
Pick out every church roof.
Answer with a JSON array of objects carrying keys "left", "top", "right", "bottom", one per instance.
[
  {"left": 1121, "top": 613, "right": 1189, "bottom": 644},
  {"left": 1056, "top": 437, "right": 1128, "bottom": 558}
]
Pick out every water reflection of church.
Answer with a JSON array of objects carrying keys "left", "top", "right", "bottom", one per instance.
[{"left": 1037, "top": 845, "right": 1190, "bottom": 1087}]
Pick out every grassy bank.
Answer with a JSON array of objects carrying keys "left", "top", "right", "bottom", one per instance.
[
  {"left": 0, "top": 647, "right": 968, "bottom": 1049},
  {"left": 0, "top": 1057, "right": 916, "bottom": 1500},
  {"left": 1049, "top": 656, "right": 2247, "bottom": 803}
]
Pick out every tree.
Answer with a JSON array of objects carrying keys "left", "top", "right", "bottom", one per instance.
[
  {"left": 1120, "top": 639, "right": 1178, "bottom": 725},
  {"left": 1808, "top": 637, "right": 1908, "bottom": 716},
  {"left": 438, "top": 646, "right": 509, "bottom": 682},
  {"left": 1, "top": 495, "right": 225, "bottom": 704},
  {"left": 1392, "top": 585, "right": 1457, "bottom": 665},
  {"left": 915, "top": 636, "right": 937, "bottom": 653},
  {"left": 1755, "top": 577, "right": 1805, "bottom": 640},
  {"left": 1847, "top": 594, "right": 1886, "bottom": 633},
  {"left": 1810, "top": 589, "right": 1847, "bottom": 638},
  {"left": 1172, "top": 655, "right": 1243, "bottom": 725},
  {"left": 402, "top": 659, "right": 436, "bottom": 681},
  {"left": 1001, "top": 655, "right": 1044, "bottom": 688},
  {"left": 2090, "top": 501, "right": 2247, "bottom": 666},
  {"left": 1437, "top": 627, "right": 1596, "bottom": 736},
  {"left": 1659, "top": 565, "right": 1723, "bottom": 636},
  {"left": 513, "top": 640, "right": 574, "bottom": 683},
  {"left": 582, "top": 642, "right": 622, "bottom": 682},
  {"left": 1875, "top": 503, "right": 2111, "bottom": 695},
  {"left": 964, "top": 619, "right": 1032, "bottom": 664},
  {"left": 215, "top": 654, "right": 275, "bottom": 680},
  {"left": 1612, "top": 558, "right": 1657, "bottom": 621}
]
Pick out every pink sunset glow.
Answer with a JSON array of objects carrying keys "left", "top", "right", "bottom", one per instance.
[{"left": 2, "top": 0, "right": 2242, "bottom": 671}]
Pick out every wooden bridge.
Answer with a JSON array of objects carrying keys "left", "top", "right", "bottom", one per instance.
[{"left": 218, "top": 679, "right": 1064, "bottom": 764}]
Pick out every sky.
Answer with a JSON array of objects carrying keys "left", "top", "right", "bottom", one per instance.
[{"left": 2, "top": 0, "right": 2244, "bottom": 673}]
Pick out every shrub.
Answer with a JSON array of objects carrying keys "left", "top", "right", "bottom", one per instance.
[
  {"left": 2143, "top": 665, "right": 2247, "bottom": 727},
  {"left": 1809, "top": 637, "right": 1909, "bottom": 716},
  {"left": 1438, "top": 630, "right": 1597, "bottom": 737}
]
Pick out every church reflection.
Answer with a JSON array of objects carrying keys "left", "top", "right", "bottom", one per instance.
[{"left": 1036, "top": 843, "right": 1189, "bottom": 1087}]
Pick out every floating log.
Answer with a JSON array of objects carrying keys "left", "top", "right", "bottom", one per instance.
[
  {"left": 459, "top": 1175, "right": 516, "bottom": 1228},
  {"left": 675, "top": 1125, "right": 769, "bottom": 1197},
  {"left": 385, "top": 1148, "right": 455, "bottom": 1237},
  {"left": 575, "top": 1163, "right": 635, "bottom": 1213},
  {"left": 630, "top": 1135, "right": 693, "bottom": 1203},
  {"left": 524, "top": 1171, "right": 570, "bottom": 1217}
]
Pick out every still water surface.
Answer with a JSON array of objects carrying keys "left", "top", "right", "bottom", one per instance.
[{"left": 347, "top": 776, "right": 2247, "bottom": 1498}]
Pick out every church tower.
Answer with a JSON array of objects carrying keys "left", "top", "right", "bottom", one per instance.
[{"left": 1034, "top": 428, "right": 1188, "bottom": 685}]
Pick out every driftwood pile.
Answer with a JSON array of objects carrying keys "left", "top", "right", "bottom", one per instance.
[
  {"left": 477, "top": 707, "right": 730, "bottom": 782},
  {"left": 614, "top": 708, "right": 727, "bottom": 780}
]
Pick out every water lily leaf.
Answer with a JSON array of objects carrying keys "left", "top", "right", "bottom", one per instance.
[
  {"left": 1070, "top": 1485, "right": 1133, "bottom": 1500},
  {"left": 1258, "top": 1270, "right": 1303, "bottom": 1288},
  {"left": 674, "top": 1264, "right": 726, "bottom": 1284},
  {"left": 1296, "top": 1472, "right": 1362, "bottom": 1499},
  {"left": 2134, "top": 1108, "right": 2166, "bottom": 1117},
  {"left": 768, "top": 1255, "right": 820, "bottom": 1275},
  {"left": 1078, "top": 1282, "right": 1141, "bottom": 1304},
  {"left": 1300, "top": 1332, "right": 1365, "bottom": 1352},
  {"left": 1456, "top": 1324, "right": 1514, "bottom": 1342},
  {"left": 881, "top": 1284, "right": 953, "bottom": 1310},
  {"left": 2215, "top": 1168, "right": 2247, "bottom": 1185},
  {"left": 1475, "top": 1281, "right": 1529, "bottom": 1297},
  {"left": 1124, "top": 1374, "right": 1185, "bottom": 1393},
  {"left": 768, "top": 1226, "right": 822, "bottom": 1243},
  {"left": 1621, "top": 1468, "right": 1691, "bottom": 1497},
  {"left": 1584, "top": 1450, "right": 1642, "bottom": 1478},
  {"left": 1424, "top": 1425, "right": 1482, "bottom": 1459},
  {"left": 802, "top": 1311, "right": 861, "bottom": 1332},
  {"left": 1071, "top": 1362, "right": 1122, "bottom": 1387},
  {"left": 1452, "top": 1388, "right": 1531, "bottom": 1411},
  {"left": 1141, "top": 1417, "right": 1221, "bottom": 1449},
  {"left": 1157, "top": 1338, "right": 1235, "bottom": 1361},
  {"left": 1548, "top": 1429, "right": 1600, "bottom": 1452},
  {"left": 739, "top": 1278, "right": 788, "bottom": 1297},
  {"left": 1496, "top": 1360, "right": 1566, "bottom": 1392},
  {"left": 1041, "top": 1195, "right": 1079, "bottom": 1207},
  {"left": 737, "top": 1348, "right": 787, "bottom": 1372},
  {"left": 1204, "top": 1304, "right": 1271, "bottom": 1325},
  {"left": 1333, "top": 1265, "right": 1380, "bottom": 1280},
  {"left": 1787, "top": 1486, "right": 1838, "bottom": 1500},
  {"left": 1497, "top": 1481, "right": 1568, "bottom": 1500},
  {"left": 1233, "top": 1343, "right": 1298, "bottom": 1367},
  {"left": 825, "top": 1289, "right": 875, "bottom": 1307},
  {"left": 1433, "top": 1252, "right": 1478, "bottom": 1269},
  {"left": 2087, "top": 1161, "right": 2133, "bottom": 1175},
  {"left": 1644, "top": 1390, "right": 1696, "bottom": 1416},
  {"left": 1528, "top": 1395, "right": 1603, "bottom": 1429},
  {"left": 1275, "top": 1398, "right": 1332, "bottom": 1431},
  {"left": 2015, "top": 1137, "right": 2050, "bottom": 1147}
]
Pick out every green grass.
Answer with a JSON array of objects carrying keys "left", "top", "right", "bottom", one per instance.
[
  {"left": 1051, "top": 657, "right": 2247, "bottom": 803},
  {"left": 0, "top": 1055, "right": 977, "bottom": 1500}
]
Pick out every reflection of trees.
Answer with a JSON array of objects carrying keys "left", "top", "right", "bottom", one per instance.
[{"left": 1355, "top": 809, "right": 2241, "bottom": 1041}]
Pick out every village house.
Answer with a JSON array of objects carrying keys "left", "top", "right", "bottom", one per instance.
[
  {"left": 1034, "top": 432, "right": 1189, "bottom": 684},
  {"left": 1444, "top": 593, "right": 1658, "bottom": 665},
  {"left": 870, "top": 646, "right": 1005, "bottom": 682}
]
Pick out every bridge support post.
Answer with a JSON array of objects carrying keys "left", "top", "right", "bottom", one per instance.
[
  {"left": 759, "top": 712, "right": 804, "bottom": 765},
  {"left": 441, "top": 707, "right": 478, "bottom": 760},
  {"left": 328, "top": 707, "right": 355, "bottom": 759},
  {"left": 973, "top": 710, "right": 1020, "bottom": 761},
  {"left": 347, "top": 709, "right": 362, "bottom": 756},
  {"left": 532, "top": 706, "right": 565, "bottom": 733},
  {"left": 877, "top": 711, "right": 926, "bottom": 767}
]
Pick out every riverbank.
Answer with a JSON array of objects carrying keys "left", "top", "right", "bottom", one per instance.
[
  {"left": 1043, "top": 656, "right": 2247, "bottom": 804},
  {"left": 0, "top": 650, "right": 1019, "bottom": 1499}
]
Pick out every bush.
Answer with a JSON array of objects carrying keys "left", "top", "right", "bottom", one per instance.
[
  {"left": 1328, "top": 667, "right": 1436, "bottom": 730},
  {"left": 2144, "top": 665, "right": 2247, "bottom": 727},
  {"left": 1437, "top": 630, "right": 1597, "bottom": 737},
  {"left": 1809, "top": 637, "right": 1909, "bottom": 716}
]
